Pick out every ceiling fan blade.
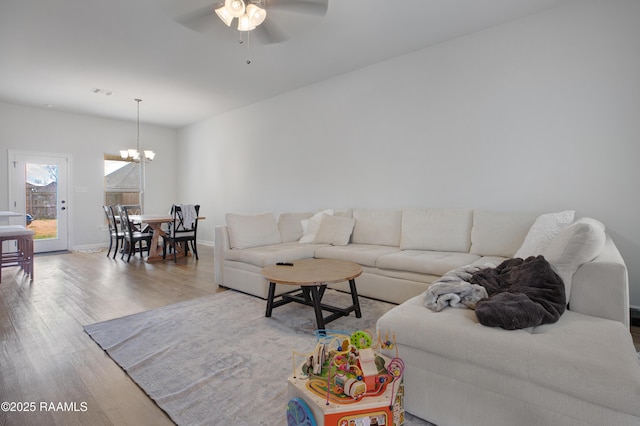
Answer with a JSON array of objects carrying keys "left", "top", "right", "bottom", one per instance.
[
  {"left": 174, "top": 4, "right": 219, "bottom": 34},
  {"left": 252, "top": 19, "right": 289, "bottom": 44},
  {"left": 266, "top": 0, "right": 328, "bottom": 17}
]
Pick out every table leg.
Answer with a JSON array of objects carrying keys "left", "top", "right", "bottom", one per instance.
[
  {"left": 265, "top": 281, "right": 276, "bottom": 317},
  {"left": 143, "top": 223, "right": 164, "bottom": 261},
  {"left": 349, "top": 279, "right": 362, "bottom": 318},
  {"left": 309, "top": 285, "right": 326, "bottom": 331},
  {"left": 301, "top": 287, "right": 312, "bottom": 303}
]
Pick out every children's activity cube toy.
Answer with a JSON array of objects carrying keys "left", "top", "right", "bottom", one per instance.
[{"left": 287, "top": 330, "right": 405, "bottom": 426}]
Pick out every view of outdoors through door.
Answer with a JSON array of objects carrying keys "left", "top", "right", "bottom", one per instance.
[
  {"left": 9, "top": 150, "right": 69, "bottom": 253},
  {"left": 26, "top": 163, "right": 59, "bottom": 240}
]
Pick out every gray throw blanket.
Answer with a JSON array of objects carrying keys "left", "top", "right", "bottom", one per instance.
[
  {"left": 423, "top": 264, "right": 492, "bottom": 311},
  {"left": 470, "top": 256, "right": 566, "bottom": 330}
]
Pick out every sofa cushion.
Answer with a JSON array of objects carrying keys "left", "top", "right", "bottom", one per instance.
[
  {"left": 377, "top": 296, "right": 640, "bottom": 417},
  {"left": 470, "top": 210, "right": 538, "bottom": 257},
  {"left": 542, "top": 217, "right": 606, "bottom": 300},
  {"left": 400, "top": 208, "right": 473, "bottom": 252},
  {"left": 299, "top": 209, "right": 333, "bottom": 244},
  {"left": 226, "top": 212, "right": 282, "bottom": 249},
  {"left": 315, "top": 244, "right": 400, "bottom": 267},
  {"left": 376, "top": 250, "right": 480, "bottom": 277},
  {"left": 313, "top": 215, "right": 356, "bottom": 246},
  {"left": 351, "top": 209, "right": 402, "bottom": 246},
  {"left": 278, "top": 212, "right": 313, "bottom": 242},
  {"left": 224, "top": 242, "right": 322, "bottom": 267},
  {"left": 514, "top": 210, "right": 575, "bottom": 258}
]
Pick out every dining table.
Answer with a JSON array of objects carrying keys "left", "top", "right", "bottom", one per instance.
[{"left": 128, "top": 214, "right": 205, "bottom": 262}]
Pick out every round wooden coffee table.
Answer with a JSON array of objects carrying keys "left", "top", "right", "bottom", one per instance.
[{"left": 261, "top": 258, "right": 363, "bottom": 330}]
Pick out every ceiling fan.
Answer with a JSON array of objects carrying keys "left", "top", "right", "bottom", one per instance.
[{"left": 159, "top": 0, "right": 329, "bottom": 45}]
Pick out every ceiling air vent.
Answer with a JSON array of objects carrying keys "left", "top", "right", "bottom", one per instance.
[{"left": 91, "top": 88, "right": 114, "bottom": 96}]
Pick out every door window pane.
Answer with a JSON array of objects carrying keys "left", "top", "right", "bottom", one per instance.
[{"left": 26, "top": 163, "right": 58, "bottom": 240}]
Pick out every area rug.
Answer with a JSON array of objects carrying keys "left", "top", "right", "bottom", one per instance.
[{"left": 84, "top": 289, "right": 432, "bottom": 425}]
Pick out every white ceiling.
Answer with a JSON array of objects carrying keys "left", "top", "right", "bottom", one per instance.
[{"left": 0, "top": 0, "right": 573, "bottom": 128}]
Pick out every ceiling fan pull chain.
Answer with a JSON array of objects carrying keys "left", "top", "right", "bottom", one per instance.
[
  {"left": 237, "top": 31, "right": 251, "bottom": 64},
  {"left": 246, "top": 30, "right": 252, "bottom": 64}
]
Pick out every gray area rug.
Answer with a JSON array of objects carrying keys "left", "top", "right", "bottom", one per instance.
[{"left": 84, "top": 289, "right": 433, "bottom": 425}]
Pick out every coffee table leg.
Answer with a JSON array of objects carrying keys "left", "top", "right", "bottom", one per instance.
[
  {"left": 349, "top": 279, "right": 362, "bottom": 318},
  {"left": 301, "top": 287, "right": 312, "bottom": 303},
  {"left": 265, "top": 281, "right": 276, "bottom": 317},
  {"left": 309, "top": 286, "right": 326, "bottom": 331}
]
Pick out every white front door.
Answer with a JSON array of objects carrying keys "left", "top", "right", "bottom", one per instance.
[{"left": 8, "top": 150, "right": 70, "bottom": 253}]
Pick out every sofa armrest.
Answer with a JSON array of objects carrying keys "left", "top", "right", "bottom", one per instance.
[
  {"left": 214, "top": 225, "right": 230, "bottom": 286},
  {"left": 569, "top": 235, "right": 630, "bottom": 327}
]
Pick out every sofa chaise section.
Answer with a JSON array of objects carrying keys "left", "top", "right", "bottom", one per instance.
[
  {"left": 376, "top": 222, "right": 639, "bottom": 425},
  {"left": 377, "top": 292, "right": 640, "bottom": 425}
]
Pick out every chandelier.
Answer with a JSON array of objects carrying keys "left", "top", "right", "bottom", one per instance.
[
  {"left": 215, "top": 0, "right": 266, "bottom": 31},
  {"left": 120, "top": 99, "right": 155, "bottom": 162}
]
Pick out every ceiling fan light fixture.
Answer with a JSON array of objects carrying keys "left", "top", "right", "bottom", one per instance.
[
  {"left": 246, "top": 4, "right": 266, "bottom": 27},
  {"left": 215, "top": 5, "right": 234, "bottom": 26},
  {"left": 237, "top": 14, "right": 256, "bottom": 31},
  {"left": 224, "top": 0, "right": 246, "bottom": 18}
]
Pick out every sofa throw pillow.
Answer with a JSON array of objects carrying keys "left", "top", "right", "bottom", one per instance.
[
  {"left": 514, "top": 210, "right": 575, "bottom": 259},
  {"left": 278, "top": 212, "right": 314, "bottom": 242},
  {"left": 313, "top": 215, "right": 356, "bottom": 246},
  {"left": 400, "top": 208, "right": 473, "bottom": 252},
  {"left": 541, "top": 217, "right": 606, "bottom": 301},
  {"left": 226, "top": 212, "right": 282, "bottom": 249},
  {"left": 299, "top": 209, "right": 334, "bottom": 244}
]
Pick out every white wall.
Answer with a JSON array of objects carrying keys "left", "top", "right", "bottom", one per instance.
[
  {"left": 177, "top": 0, "right": 640, "bottom": 307},
  {"left": 0, "top": 102, "right": 178, "bottom": 249}
]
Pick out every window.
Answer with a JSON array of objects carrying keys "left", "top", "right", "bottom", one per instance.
[{"left": 104, "top": 154, "right": 141, "bottom": 206}]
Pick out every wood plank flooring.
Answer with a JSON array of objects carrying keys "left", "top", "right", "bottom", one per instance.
[
  {"left": 632, "top": 325, "right": 640, "bottom": 352},
  {"left": 1, "top": 246, "right": 221, "bottom": 426},
  {"left": 1, "top": 246, "right": 639, "bottom": 425}
]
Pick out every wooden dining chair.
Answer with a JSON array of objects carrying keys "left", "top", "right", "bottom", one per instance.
[
  {"left": 121, "top": 204, "right": 146, "bottom": 232},
  {"left": 116, "top": 204, "right": 153, "bottom": 262},
  {"left": 162, "top": 204, "right": 200, "bottom": 262},
  {"left": 103, "top": 205, "right": 124, "bottom": 259}
]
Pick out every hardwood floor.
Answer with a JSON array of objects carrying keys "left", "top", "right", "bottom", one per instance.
[
  {"left": 632, "top": 323, "right": 640, "bottom": 352},
  {"left": 0, "top": 245, "right": 222, "bottom": 426},
  {"left": 1, "top": 247, "right": 639, "bottom": 425}
]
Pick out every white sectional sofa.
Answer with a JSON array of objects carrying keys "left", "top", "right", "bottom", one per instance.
[
  {"left": 214, "top": 208, "right": 640, "bottom": 425},
  {"left": 216, "top": 208, "right": 524, "bottom": 303}
]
